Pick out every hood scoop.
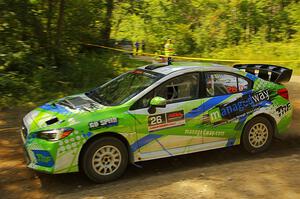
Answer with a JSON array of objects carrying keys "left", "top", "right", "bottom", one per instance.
[
  {"left": 46, "top": 117, "right": 59, "bottom": 125},
  {"left": 58, "top": 96, "right": 100, "bottom": 111}
]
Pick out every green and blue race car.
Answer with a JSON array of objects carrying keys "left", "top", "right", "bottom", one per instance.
[{"left": 21, "top": 62, "right": 293, "bottom": 182}]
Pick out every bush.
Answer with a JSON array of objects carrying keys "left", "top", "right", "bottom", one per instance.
[{"left": 0, "top": 51, "right": 149, "bottom": 109}]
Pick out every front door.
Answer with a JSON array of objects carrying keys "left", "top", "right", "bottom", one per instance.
[{"left": 129, "top": 72, "right": 203, "bottom": 160}]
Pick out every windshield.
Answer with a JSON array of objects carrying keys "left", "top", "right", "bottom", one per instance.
[{"left": 86, "top": 69, "right": 164, "bottom": 106}]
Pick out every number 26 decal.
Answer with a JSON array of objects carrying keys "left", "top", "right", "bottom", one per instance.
[
  {"left": 150, "top": 115, "right": 163, "bottom": 125},
  {"left": 148, "top": 114, "right": 166, "bottom": 127},
  {"left": 148, "top": 110, "right": 185, "bottom": 132}
]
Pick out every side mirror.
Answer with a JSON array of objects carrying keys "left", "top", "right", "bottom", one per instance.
[{"left": 148, "top": 97, "right": 167, "bottom": 114}]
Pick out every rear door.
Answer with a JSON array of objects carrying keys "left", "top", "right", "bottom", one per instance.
[{"left": 198, "top": 72, "right": 252, "bottom": 146}]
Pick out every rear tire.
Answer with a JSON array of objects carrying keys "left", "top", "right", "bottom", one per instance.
[
  {"left": 81, "top": 137, "right": 128, "bottom": 183},
  {"left": 242, "top": 116, "right": 273, "bottom": 154}
]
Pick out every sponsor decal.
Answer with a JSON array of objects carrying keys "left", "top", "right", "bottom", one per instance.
[
  {"left": 89, "top": 118, "right": 118, "bottom": 130},
  {"left": 40, "top": 103, "right": 70, "bottom": 115},
  {"left": 185, "top": 129, "right": 225, "bottom": 137},
  {"left": 276, "top": 103, "right": 291, "bottom": 117},
  {"left": 167, "top": 111, "right": 184, "bottom": 122},
  {"left": 208, "top": 108, "right": 222, "bottom": 123},
  {"left": 185, "top": 95, "right": 230, "bottom": 119},
  {"left": 209, "top": 90, "right": 270, "bottom": 123},
  {"left": 32, "top": 150, "right": 54, "bottom": 167},
  {"left": 83, "top": 131, "right": 93, "bottom": 138},
  {"left": 226, "top": 86, "right": 238, "bottom": 93},
  {"left": 148, "top": 110, "right": 185, "bottom": 132}
]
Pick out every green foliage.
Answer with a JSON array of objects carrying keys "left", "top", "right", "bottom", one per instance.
[
  {"left": 64, "top": 52, "right": 148, "bottom": 91},
  {"left": 204, "top": 40, "right": 300, "bottom": 74},
  {"left": 0, "top": 72, "right": 41, "bottom": 108},
  {"left": 112, "top": 0, "right": 300, "bottom": 54},
  {"left": 0, "top": 0, "right": 300, "bottom": 109},
  {"left": 0, "top": 51, "right": 148, "bottom": 108}
]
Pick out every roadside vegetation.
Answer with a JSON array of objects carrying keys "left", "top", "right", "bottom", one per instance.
[{"left": 1, "top": 0, "right": 300, "bottom": 109}]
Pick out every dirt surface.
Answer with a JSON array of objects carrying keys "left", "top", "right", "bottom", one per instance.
[{"left": 1, "top": 77, "right": 300, "bottom": 199}]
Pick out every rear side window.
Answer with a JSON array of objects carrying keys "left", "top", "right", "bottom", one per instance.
[
  {"left": 238, "top": 77, "right": 250, "bottom": 91},
  {"left": 205, "top": 72, "right": 251, "bottom": 97}
]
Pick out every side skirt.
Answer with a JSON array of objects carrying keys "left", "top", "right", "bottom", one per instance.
[{"left": 135, "top": 140, "right": 238, "bottom": 162}]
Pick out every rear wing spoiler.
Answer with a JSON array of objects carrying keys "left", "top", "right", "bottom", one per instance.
[{"left": 233, "top": 64, "right": 293, "bottom": 83}]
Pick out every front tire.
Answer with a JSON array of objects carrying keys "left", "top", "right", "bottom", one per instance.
[
  {"left": 81, "top": 137, "right": 128, "bottom": 183},
  {"left": 242, "top": 116, "right": 273, "bottom": 154}
]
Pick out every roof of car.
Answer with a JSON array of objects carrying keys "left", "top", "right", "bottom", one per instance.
[{"left": 139, "top": 62, "right": 239, "bottom": 75}]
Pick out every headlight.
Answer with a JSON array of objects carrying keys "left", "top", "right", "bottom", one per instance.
[{"left": 36, "top": 128, "right": 73, "bottom": 141}]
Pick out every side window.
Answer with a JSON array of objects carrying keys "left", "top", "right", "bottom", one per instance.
[
  {"left": 238, "top": 76, "right": 250, "bottom": 92},
  {"left": 131, "top": 73, "right": 199, "bottom": 109},
  {"left": 155, "top": 73, "right": 199, "bottom": 103},
  {"left": 205, "top": 72, "right": 251, "bottom": 97}
]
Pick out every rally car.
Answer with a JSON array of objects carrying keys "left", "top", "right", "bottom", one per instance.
[{"left": 21, "top": 62, "right": 293, "bottom": 183}]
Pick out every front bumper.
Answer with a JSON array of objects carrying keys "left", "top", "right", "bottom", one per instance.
[
  {"left": 21, "top": 124, "right": 83, "bottom": 174},
  {"left": 21, "top": 127, "right": 57, "bottom": 173}
]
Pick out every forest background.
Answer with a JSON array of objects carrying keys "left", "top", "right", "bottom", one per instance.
[{"left": 1, "top": 0, "right": 299, "bottom": 108}]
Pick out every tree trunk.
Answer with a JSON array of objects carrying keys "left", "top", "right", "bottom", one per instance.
[
  {"left": 55, "top": 0, "right": 65, "bottom": 66},
  {"left": 47, "top": 0, "right": 54, "bottom": 60},
  {"left": 17, "top": 1, "right": 47, "bottom": 48},
  {"left": 55, "top": 0, "right": 65, "bottom": 49},
  {"left": 101, "top": 0, "right": 114, "bottom": 45}
]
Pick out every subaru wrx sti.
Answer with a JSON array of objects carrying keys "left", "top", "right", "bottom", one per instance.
[{"left": 21, "top": 62, "right": 293, "bottom": 182}]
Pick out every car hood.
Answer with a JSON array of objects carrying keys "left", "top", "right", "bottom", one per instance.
[{"left": 23, "top": 93, "right": 106, "bottom": 132}]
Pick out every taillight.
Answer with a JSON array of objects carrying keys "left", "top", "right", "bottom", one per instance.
[{"left": 277, "top": 88, "right": 289, "bottom": 100}]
